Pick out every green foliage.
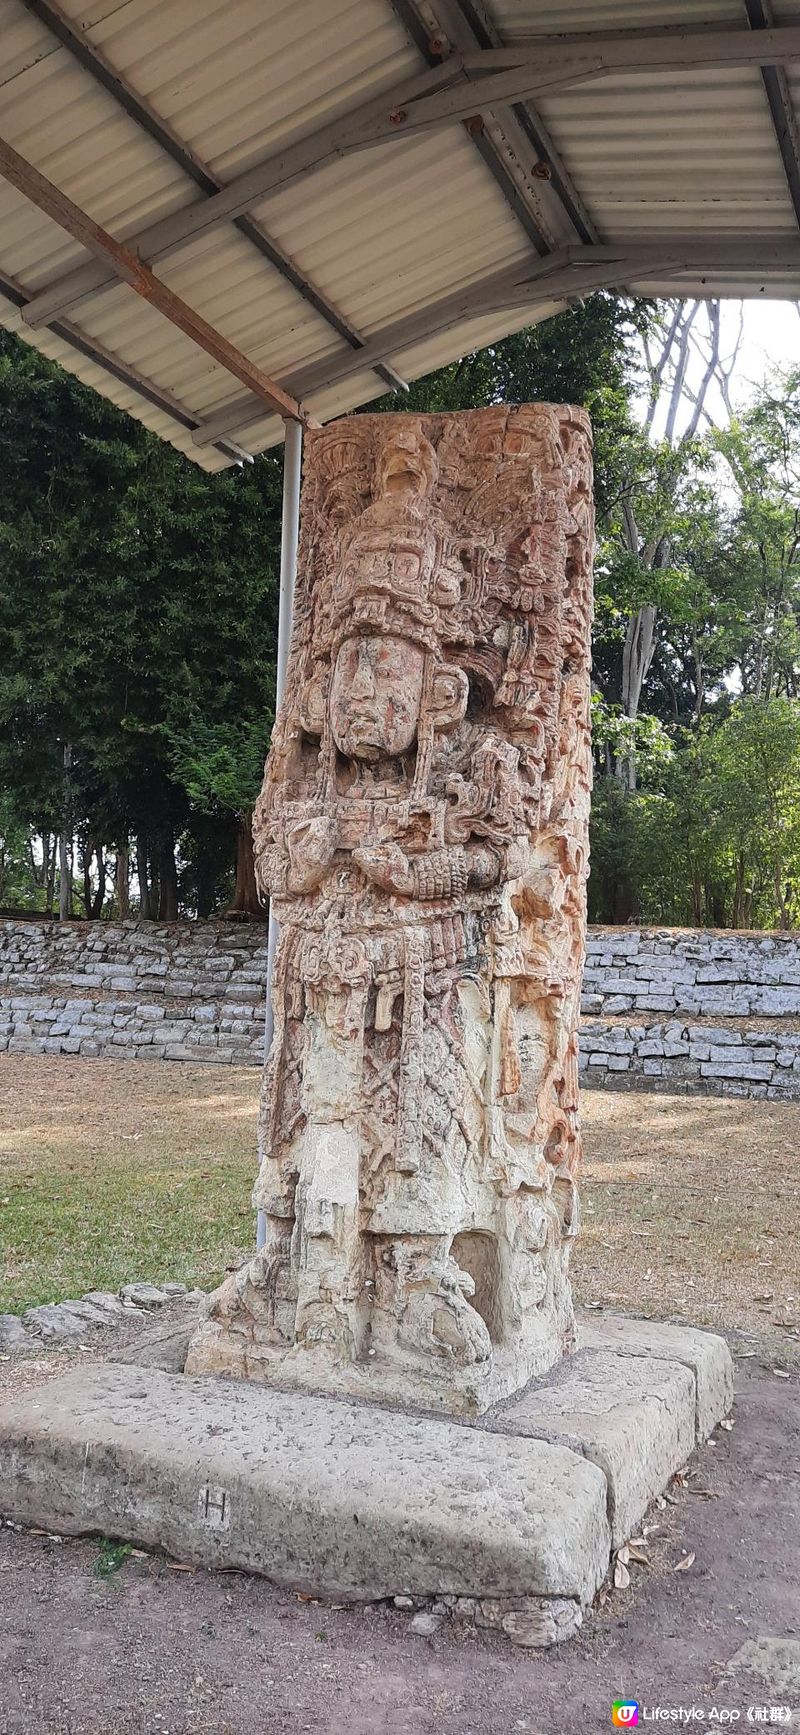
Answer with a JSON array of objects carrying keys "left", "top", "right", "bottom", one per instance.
[
  {"left": 168, "top": 717, "right": 271, "bottom": 816},
  {"left": 0, "top": 330, "right": 281, "bottom": 913},
  {"left": 590, "top": 700, "right": 800, "bottom": 929},
  {"left": 591, "top": 695, "right": 674, "bottom": 783},
  {"left": 0, "top": 795, "right": 41, "bottom": 910},
  {"left": 93, "top": 1540, "right": 133, "bottom": 1579}
]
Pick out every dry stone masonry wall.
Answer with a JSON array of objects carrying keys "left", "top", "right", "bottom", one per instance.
[
  {"left": 580, "top": 927, "right": 800, "bottom": 1099},
  {"left": 3, "top": 918, "right": 800, "bottom": 1099},
  {"left": 0, "top": 918, "right": 267, "bottom": 1065}
]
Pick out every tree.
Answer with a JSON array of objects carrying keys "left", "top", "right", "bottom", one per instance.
[
  {"left": 0, "top": 329, "right": 282, "bottom": 918},
  {"left": 593, "top": 301, "right": 745, "bottom": 786},
  {"left": 713, "top": 376, "right": 800, "bottom": 703}
]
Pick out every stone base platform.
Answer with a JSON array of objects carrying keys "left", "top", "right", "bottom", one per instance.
[{"left": 0, "top": 1315, "right": 733, "bottom": 1647}]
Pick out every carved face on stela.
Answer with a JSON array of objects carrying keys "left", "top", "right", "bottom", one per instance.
[
  {"left": 330, "top": 633, "right": 425, "bottom": 762},
  {"left": 329, "top": 633, "right": 468, "bottom": 763},
  {"left": 322, "top": 426, "right": 469, "bottom": 767},
  {"left": 292, "top": 408, "right": 592, "bottom": 784}
]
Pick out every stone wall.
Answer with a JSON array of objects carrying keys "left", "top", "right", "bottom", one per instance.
[
  {"left": 0, "top": 919, "right": 267, "bottom": 1064},
  {"left": 579, "top": 927, "right": 800, "bottom": 1099},
  {"left": 578, "top": 1018, "right": 800, "bottom": 1099},
  {"left": 582, "top": 927, "right": 800, "bottom": 1018},
  {"left": 3, "top": 918, "right": 800, "bottom": 1098}
]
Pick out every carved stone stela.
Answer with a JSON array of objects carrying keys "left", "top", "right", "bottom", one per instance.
[{"left": 187, "top": 405, "right": 594, "bottom": 1414}]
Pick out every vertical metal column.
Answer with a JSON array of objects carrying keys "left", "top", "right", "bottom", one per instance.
[{"left": 256, "top": 416, "right": 302, "bottom": 1251}]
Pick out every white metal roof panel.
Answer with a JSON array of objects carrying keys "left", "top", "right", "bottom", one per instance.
[
  {"left": 493, "top": 0, "right": 745, "bottom": 29},
  {"left": 536, "top": 68, "right": 796, "bottom": 238},
  {"left": 1, "top": 0, "right": 799, "bottom": 468}
]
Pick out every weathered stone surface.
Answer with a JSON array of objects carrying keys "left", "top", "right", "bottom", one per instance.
[
  {"left": 80, "top": 1291, "right": 126, "bottom": 1318},
  {"left": 577, "top": 1312, "right": 734, "bottom": 1439},
  {"left": 729, "top": 1637, "right": 800, "bottom": 1695},
  {"left": 485, "top": 1347, "right": 695, "bottom": 1545},
  {"left": 582, "top": 927, "right": 800, "bottom": 1032},
  {"left": 0, "top": 1314, "right": 33, "bottom": 1354},
  {"left": 189, "top": 405, "right": 594, "bottom": 1414},
  {"left": 410, "top": 1612, "right": 440, "bottom": 1635},
  {"left": 577, "top": 1014, "right": 800, "bottom": 1101},
  {"left": 22, "top": 1302, "right": 100, "bottom": 1342},
  {"left": 477, "top": 1597, "right": 582, "bottom": 1647},
  {"left": 111, "top": 1325, "right": 194, "bottom": 1371},
  {"left": 0, "top": 1365, "right": 611, "bottom": 1607},
  {"left": 119, "top": 1282, "right": 168, "bottom": 1310}
]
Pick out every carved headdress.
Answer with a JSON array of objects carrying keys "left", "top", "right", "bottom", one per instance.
[{"left": 326, "top": 425, "right": 465, "bottom": 655}]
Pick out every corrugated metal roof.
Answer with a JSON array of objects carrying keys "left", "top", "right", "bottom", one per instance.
[
  {"left": 538, "top": 69, "right": 795, "bottom": 236},
  {"left": 1, "top": 0, "right": 799, "bottom": 469},
  {"left": 494, "top": 0, "right": 744, "bottom": 29}
]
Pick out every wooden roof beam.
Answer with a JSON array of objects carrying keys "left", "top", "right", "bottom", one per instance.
[
  {"left": 0, "top": 135, "right": 317, "bottom": 427},
  {"left": 17, "top": 0, "right": 406, "bottom": 396},
  {"left": 0, "top": 268, "right": 250, "bottom": 462}
]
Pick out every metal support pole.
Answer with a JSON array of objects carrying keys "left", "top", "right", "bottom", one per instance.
[{"left": 256, "top": 416, "right": 302, "bottom": 1250}]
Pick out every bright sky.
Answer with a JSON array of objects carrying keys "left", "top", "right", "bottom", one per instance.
[
  {"left": 733, "top": 299, "right": 800, "bottom": 404},
  {"left": 642, "top": 298, "right": 800, "bottom": 440}
]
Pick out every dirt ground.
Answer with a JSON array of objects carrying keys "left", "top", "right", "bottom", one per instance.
[
  {"left": 2, "top": 1057, "right": 800, "bottom": 1731},
  {"left": 0, "top": 1363, "right": 798, "bottom": 1735},
  {"left": 576, "top": 1089, "right": 800, "bottom": 1367}
]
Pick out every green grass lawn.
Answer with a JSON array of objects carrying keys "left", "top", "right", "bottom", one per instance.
[
  {"left": 3, "top": 1056, "right": 799, "bottom": 1369},
  {"left": 0, "top": 1057, "right": 259, "bottom": 1313}
]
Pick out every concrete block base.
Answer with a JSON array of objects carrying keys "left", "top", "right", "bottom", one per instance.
[{"left": 0, "top": 1316, "right": 734, "bottom": 1647}]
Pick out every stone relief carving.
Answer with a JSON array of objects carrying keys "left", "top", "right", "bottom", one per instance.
[{"left": 186, "top": 404, "right": 594, "bottom": 1414}]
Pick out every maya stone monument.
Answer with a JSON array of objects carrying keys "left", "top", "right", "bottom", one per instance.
[
  {"left": 0, "top": 405, "right": 733, "bottom": 1644},
  {"left": 187, "top": 403, "right": 594, "bottom": 1412}
]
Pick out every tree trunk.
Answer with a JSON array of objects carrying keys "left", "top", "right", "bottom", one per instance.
[
  {"left": 82, "top": 840, "right": 93, "bottom": 921},
  {"left": 136, "top": 835, "right": 152, "bottom": 919},
  {"left": 90, "top": 847, "right": 105, "bottom": 920},
  {"left": 116, "top": 842, "right": 130, "bottom": 919},
  {"left": 620, "top": 605, "right": 658, "bottom": 790},
  {"left": 58, "top": 830, "right": 71, "bottom": 920},
  {"left": 775, "top": 863, "right": 790, "bottom": 931},
  {"left": 733, "top": 854, "right": 747, "bottom": 929},
  {"left": 157, "top": 835, "right": 178, "bottom": 922},
  {"left": 224, "top": 811, "right": 267, "bottom": 920},
  {"left": 43, "top": 834, "right": 56, "bottom": 915},
  {"left": 58, "top": 743, "right": 72, "bottom": 921}
]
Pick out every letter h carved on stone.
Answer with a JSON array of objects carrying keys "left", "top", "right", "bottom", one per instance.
[{"left": 187, "top": 404, "right": 594, "bottom": 1415}]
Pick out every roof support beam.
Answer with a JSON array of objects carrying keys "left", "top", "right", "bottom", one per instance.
[
  {"left": 20, "top": 58, "right": 466, "bottom": 329},
  {"left": 0, "top": 135, "right": 317, "bottom": 426},
  {"left": 400, "top": 28, "right": 800, "bottom": 126},
  {"left": 17, "top": 0, "right": 405, "bottom": 395},
  {"left": 389, "top": 0, "right": 551, "bottom": 253},
  {"left": 0, "top": 269, "right": 249, "bottom": 463},
  {"left": 191, "top": 236, "right": 800, "bottom": 448},
  {"left": 401, "top": 0, "right": 598, "bottom": 243},
  {"left": 744, "top": 0, "right": 800, "bottom": 232},
  {"left": 20, "top": 21, "right": 800, "bottom": 333}
]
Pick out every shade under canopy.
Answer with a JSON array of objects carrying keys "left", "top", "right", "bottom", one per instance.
[{"left": 2, "top": 0, "right": 800, "bottom": 468}]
